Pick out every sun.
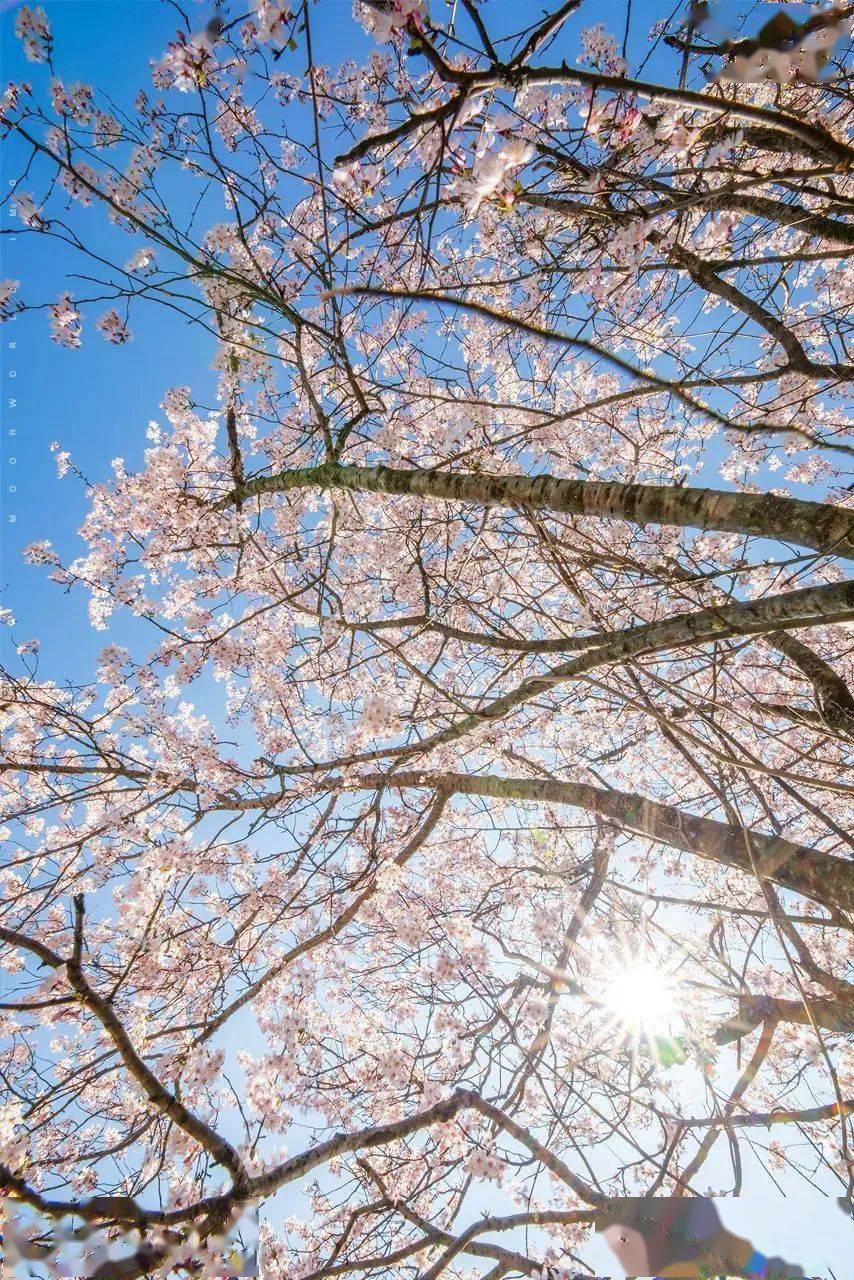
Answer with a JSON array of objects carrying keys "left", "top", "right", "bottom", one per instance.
[{"left": 603, "top": 957, "right": 679, "bottom": 1036}]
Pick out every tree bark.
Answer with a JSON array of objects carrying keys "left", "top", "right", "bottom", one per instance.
[
  {"left": 353, "top": 771, "right": 854, "bottom": 914},
  {"left": 230, "top": 462, "right": 854, "bottom": 560}
]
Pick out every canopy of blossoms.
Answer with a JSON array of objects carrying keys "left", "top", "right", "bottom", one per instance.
[{"left": 1, "top": 2, "right": 852, "bottom": 1277}]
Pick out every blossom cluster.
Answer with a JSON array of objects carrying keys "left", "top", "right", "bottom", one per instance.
[
  {"left": 453, "top": 137, "right": 535, "bottom": 214},
  {"left": 96, "top": 309, "right": 132, "bottom": 345},
  {"left": 14, "top": 5, "right": 51, "bottom": 63},
  {"left": 0, "top": 279, "right": 20, "bottom": 320},
  {"left": 157, "top": 33, "right": 216, "bottom": 92},
  {"left": 49, "top": 294, "right": 82, "bottom": 348},
  {"left": 254, "top": 1, "right": 293, "bottom": 46},
  {"left": 13, "top": 193, "right": 42, "bottom": 229},
  {"left": 358, "top": 0, "right": 426, "bottom": 44}
]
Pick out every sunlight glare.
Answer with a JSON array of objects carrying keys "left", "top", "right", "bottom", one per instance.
[{"left": 604, "top": 959, "right": 677, "bottom": 1034}]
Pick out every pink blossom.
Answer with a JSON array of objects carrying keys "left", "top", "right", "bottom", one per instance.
[
  {"left": 360, "top": 0, "right": 426, "bottom": 43},
  {"left": 14, "top": 5, "right": 51, "bottom": 63},
  {"left": 125, "top": 246, "right": 156, "bottom": 273},
  {"left": 157, "top": 34, "right": 215, "bottom": 92},
  {"left": 12, "top": 193, "right": 43, "bottom": 229},
  {"left": 0, "top": 1102, "right": 29, "bottom": 1173},
  {"left": 455, "top": 137, "right": 535, "bottom": 213},
  {"left": 50, "top": 78, "right": 94, "bottom": 122},
  {"left": 360, "top": 693, "right": 396, "bottom": 735},
  {"left": 466, "top": 1147, "right": 505, "bottom": 1184},
  {"left": 579, "top": 23, "right": 626, "bottom": 75},
  {"left": 254, "top": 1, "right": 292, "bottom": 45},
  {"left": 93, "top": 111, "right": 122, "bottom": 148},
  {"left": 49, "top": 293, "right": 82, "bottom": 348},
  {"left": 95, "top": 309, "right": 132, "bottom": 344},
  {"left": 0, "top": 279, "right": 20, "bottom": 319},
  {"left": 23, "top": 539, "right": 60, "bottom": 565}
]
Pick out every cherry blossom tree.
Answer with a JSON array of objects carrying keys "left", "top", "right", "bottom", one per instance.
[{"left": 1, "top": 2, "right": 853, "bottom": 1276}]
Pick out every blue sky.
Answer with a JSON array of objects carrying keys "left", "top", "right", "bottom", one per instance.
[{"left": 2, "top": 1, "right": 224, "bottom": 677}]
